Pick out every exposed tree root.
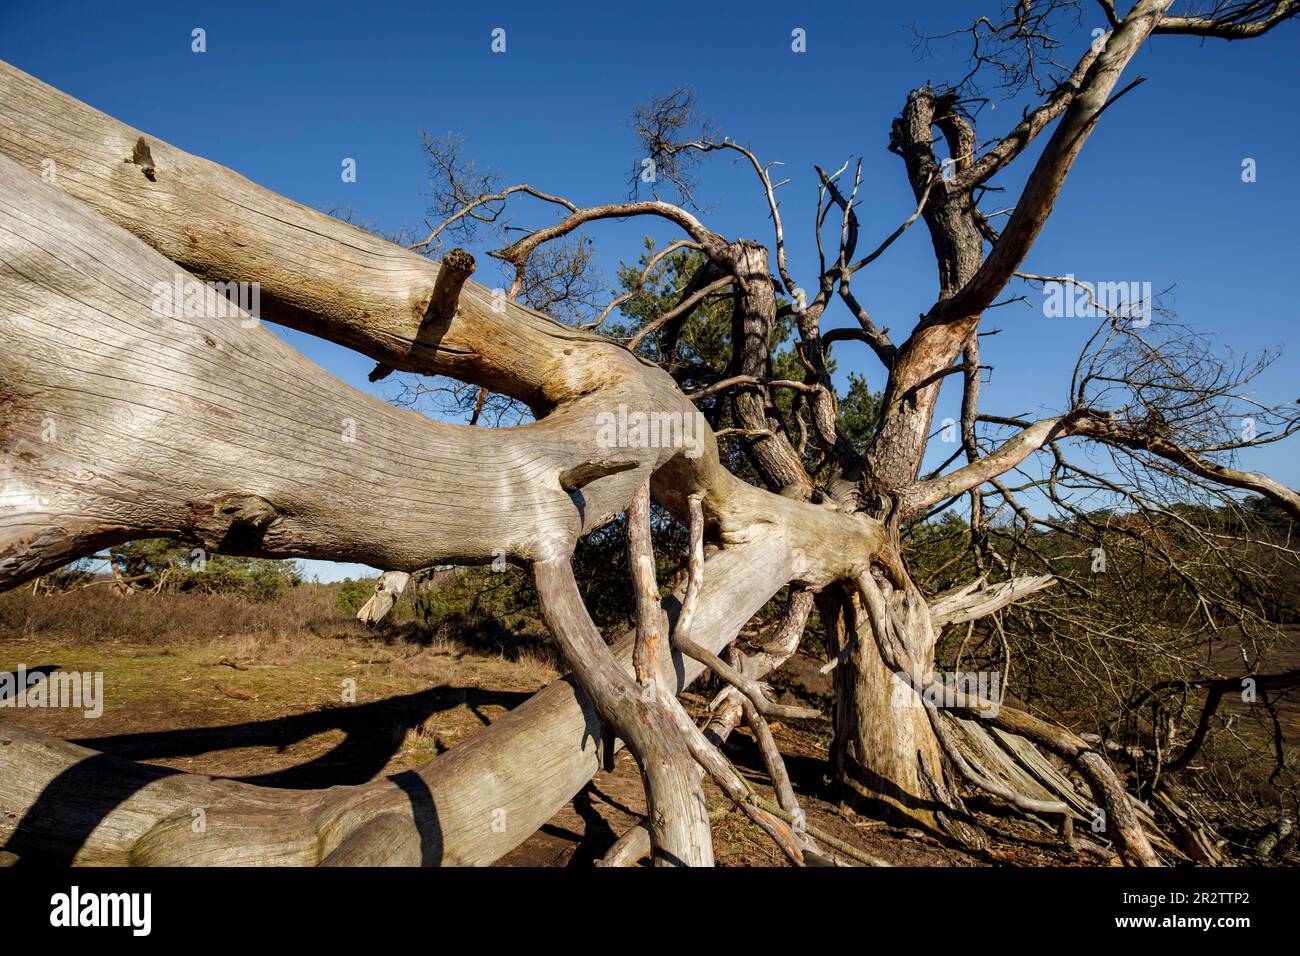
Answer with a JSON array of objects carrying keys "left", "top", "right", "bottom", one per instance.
[{"left": 856, "top": 570, "right": 1161, "bottom": 866}]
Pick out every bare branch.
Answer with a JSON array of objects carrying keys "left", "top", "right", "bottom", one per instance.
[
  {"left": 627, "top": 275, "right": 734, "bottom": 351},
  {"left": 1155, "top": 0, "right": 1300, "bottom": 38},
  {"left": 942, "top": 0, "right": 1173, "bottom": 323}
]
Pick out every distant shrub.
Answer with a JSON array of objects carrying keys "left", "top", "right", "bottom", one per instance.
[
  {"left": 109, "top": 539, "right": 303, "bottom": 602},
  {"left": 334, "top": 577, "right": 378, "bottom": 615}
]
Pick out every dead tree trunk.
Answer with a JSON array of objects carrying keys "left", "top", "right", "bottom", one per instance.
[
  {"left": 7, "top": 0, "right": 1293, "bottom": 864},
  {"left": 815, "top": 0, "right": 1178, "bottom": 835},
  {"left": 0, "top": 116, "right": 885, "bottom": 864}
]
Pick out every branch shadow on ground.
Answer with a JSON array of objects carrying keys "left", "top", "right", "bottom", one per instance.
[{"left": 4, "top": 685, "right": 529, "bottom": 866}]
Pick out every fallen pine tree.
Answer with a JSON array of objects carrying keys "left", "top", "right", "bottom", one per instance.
[{"left": 2, "top": 0, "right": 1298, "bottom": 866}]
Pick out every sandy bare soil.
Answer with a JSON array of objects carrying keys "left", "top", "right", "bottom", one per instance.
[{"left": 0, "top": 614, "right": 1129, "bottom": 867}]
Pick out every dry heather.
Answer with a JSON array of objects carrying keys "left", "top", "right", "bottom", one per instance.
[{"left": 0, "top": 581, "right": 563, "bottom": 677}]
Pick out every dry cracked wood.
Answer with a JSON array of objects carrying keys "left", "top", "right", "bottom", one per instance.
[
  {"left": 0, "top": 60, "right": 891, "bottom": 588},
  {"left": 854, "top": 571, "right": 1159, "bottom": 866},
  {"left": 0, "top": 40, "right": 1202, "bottom": 865},
  {"left": 0, "top": 142, "right": 886, "bottom": 865},
  {"left": 0, "top": 537, "right": 795, "bottom": 865}
]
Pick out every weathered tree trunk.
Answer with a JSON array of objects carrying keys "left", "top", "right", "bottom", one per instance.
[
  {"left": 0, "top": 41, "right": 1187, "bottom": 866},
  {"left": 0, "top": 534, "right": 795, "bottom": 865},
  {"left": 0, "top": 134, "right": 880, "bottom": 864},
  {"left": 819, "top": 0, "right": 1174, "bottom": 834},
  {"left": 719, "top": 240, "right": 809, "bottom": 493},
  {"left": 833, "top": 591, "right": 951, "bottom": 831}
]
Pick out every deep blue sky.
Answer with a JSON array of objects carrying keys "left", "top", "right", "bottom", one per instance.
[{"left": 2, "top": 1, "right": 1296, "bottom": 581}]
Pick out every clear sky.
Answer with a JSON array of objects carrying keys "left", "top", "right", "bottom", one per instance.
[{"left": 2, "top": 1, "right": 1296, "bottom": 581}]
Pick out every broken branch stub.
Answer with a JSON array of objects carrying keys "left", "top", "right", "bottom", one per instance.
[
  {"left": 370, "top": 247, "right": 476, "bottom": 382},
  {"left": 356, "top": 571, "right": 412, "bottom": 625}
]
